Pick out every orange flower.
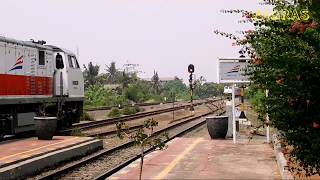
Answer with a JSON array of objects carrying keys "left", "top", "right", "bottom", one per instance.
[
  {"left": 276, "top": 78, "right": 284, "bottom": 85},
  {"left": 313, "top": 122, "right": 319, "bottom": 129},
  {"left": 253, "top": 58, "right": 263, "bottom": 65},
  {"left": 290, "top": 22, "right": 307, "bottom": 33},
  {"left": 308, "top": 21, "right": 317, "bottom": 29},
  {"left": 288, "top": 98, "right": 295, "bottom": 106},
  {"left": 299, "top": 25, "right": 306, "bottom": 33},
  {"left": 282, "top": 147, "right": 289, "bottom": 155}
]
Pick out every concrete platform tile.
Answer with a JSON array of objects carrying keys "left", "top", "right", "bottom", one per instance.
[
  {"left": 0, "top": 136, "right": 93, "bottom": 168},
  {"left": 0, "top": 138, "right": 103, "bottom": 180},
  {"left": 113, "top": 137, "right": 280, "bottom": 180}
]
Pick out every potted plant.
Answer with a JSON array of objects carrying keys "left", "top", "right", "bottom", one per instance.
[
  {"left": 34, "top": 103, "right": 57, "bottom": 140},
  {"left": 206, "top": 116, "right": 229, "bottom": 139}
]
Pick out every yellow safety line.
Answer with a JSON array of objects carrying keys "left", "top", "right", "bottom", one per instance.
[
  {"left": 0, "top": 137, "right": 80, "bottom": 161},
  {"left": 154, "top": 138, "right": 202, "bottom": 180}
]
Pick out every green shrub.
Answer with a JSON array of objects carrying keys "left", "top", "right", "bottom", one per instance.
[
  {"left": 134, "top": 106, "right": 142, "bottom": 113},
  {"left": 122, "top": 107, "right": 135, "bottom": 115},
  {"left": 108, "top": 108, "right": 122, "bottom": 118},
  {"left": 122, "top": 106, "right": 142, "bottom": 115}
]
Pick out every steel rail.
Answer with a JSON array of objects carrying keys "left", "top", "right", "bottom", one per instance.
[
  {"left": 84, "top": 99, "right": 210, "bottom": 111},
  {"left": 93, "top": 110, "right": 226, "bottom": 180},
  {"left": 84, "top": 124, "right": 144, "bottom": 137},
  {"left": 60, "top": 98, "right": 222, "bottom": 134},
  {"left": 85, "top": 114, "right": 196, "bottom": 137},
  {"left": 85, "top": 101, "right": 171, "bottom": 111}
]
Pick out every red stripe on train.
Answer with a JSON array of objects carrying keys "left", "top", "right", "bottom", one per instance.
[{"left": 0, "top": 74, "right": 53, "bottom": 96}]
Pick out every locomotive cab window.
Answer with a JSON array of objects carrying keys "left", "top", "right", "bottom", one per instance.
[
  {"left": 56, "top": 53, "right": 64, "bottom": 69},
  {"left": 39, "top": 50, "right": 45, "bottom": 65},
  {"left": 72, "top": 56, "right": 80, "bottom": 68},
  {"left": 68, "top": 55, "right": 74, "bottom": 68}
]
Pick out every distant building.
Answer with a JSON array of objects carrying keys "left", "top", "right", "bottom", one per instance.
[
  {"left": 142, "top": 77, "right": 175, "bottom": 83},
  {"left": 103, "top": 84, "right": 122, "bottom": 90}
]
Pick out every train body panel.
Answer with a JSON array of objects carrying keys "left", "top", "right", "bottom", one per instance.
[
  {"left": 0, "top": 37, "right": 84, "bottom": 137},
  {"left": 0, "top": 40, "right": 54, "bottom": 98}
]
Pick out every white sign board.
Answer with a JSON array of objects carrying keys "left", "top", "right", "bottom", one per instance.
[{"left": 218, "top": 58, "right": 250, "bottom": 83}]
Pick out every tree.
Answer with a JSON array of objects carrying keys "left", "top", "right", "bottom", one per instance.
[
  {"left": 105, "top": 61, "right": 120, "bottom": 84},
  {"left": 120, "top": 71, "right": 131, "bottom": 89},
  {"left": 151, "top": 70, "right": 160, "bottom": 95},
  {"left": 83, "top": 62, "right": 100, "bottom": 88},
  {"left": 84, "top": 84, "right": 128, "bottom": 108},
  {"left": 194, "top": 82, "right": 224, "bottom": 99},
  {"left": 161, "top": 77, "right": 189, "bottom": 101},
  {"left": 215, "top": 0, "right": 320, "bottom": 176}
]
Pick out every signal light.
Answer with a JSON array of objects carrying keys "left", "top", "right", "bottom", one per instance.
[{"left": 188, "top": 64, "right": 194, "bottom": 73}]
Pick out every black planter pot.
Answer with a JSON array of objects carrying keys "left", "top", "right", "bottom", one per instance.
[
  {"left": 206, "top": 116, "right": 228, "bottom": 139},
  {"left": 34, "top": 117, "right": 57, "bottom": 140}
]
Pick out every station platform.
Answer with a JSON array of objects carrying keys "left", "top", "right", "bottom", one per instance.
[
  {"left": 110, "top": 137, "right": 280, "bottom": 179},
  {"left": 0, "top": 136, "right": 103, "bottom": 180}
]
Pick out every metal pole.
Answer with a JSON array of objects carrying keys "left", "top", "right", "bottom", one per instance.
[
  {"left": 232, "top": 84, "right": 236, "bottom": 143},
  {"left": 189, "top": 73, "right": 194, "bottom": 112},
  {"left": 266, "top": 89, "right": 270, "bottom": 143},
  {"left": 190, "top": 88, "right": 193, "bottom": 110},
  {"left": 172, "top": 94, "right": 175, "bottom": 122}
]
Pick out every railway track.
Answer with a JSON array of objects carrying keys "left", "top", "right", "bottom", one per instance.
[
  {"left": 36, "top": 103, "right": 225, "bottom": 180},
  {"left": 84, "top": 99, "right": 215, "bottom": 111},
  {"left": 94, "top": 111, "right": 226, "bottom": 180},
  {"left": 0, "top": 99, "right": 222, "bottom": 143},
  {"left": 84, "top": 101, "right": 171, "bottom": 111},
  {"left": 60, "top": 98, "right": 223, "bottom": 134},
  {"left": 83, "top": 114, "right": 197, "bottom": 137}
]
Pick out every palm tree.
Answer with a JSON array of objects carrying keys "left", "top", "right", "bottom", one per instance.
[
  {"left": 105, "top": 61, "right": 118, "bottom": 84},
  {"left": 83, "top": 62, "right": 100, "bottom": 88}
]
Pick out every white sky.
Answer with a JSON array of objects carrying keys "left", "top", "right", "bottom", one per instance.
[{"left": 0, "top": 0, "right": 269, "bottom": 82}]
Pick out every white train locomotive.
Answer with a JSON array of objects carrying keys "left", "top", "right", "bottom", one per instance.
[{"left": 0, "top": 36, "right": 84, "bottom": 137}]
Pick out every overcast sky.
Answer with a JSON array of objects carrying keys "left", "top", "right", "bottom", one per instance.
[{"left": 1, "top": 0, "right": 269, "bottom": 83}]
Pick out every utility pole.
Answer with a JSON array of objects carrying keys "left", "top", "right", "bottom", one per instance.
[{"left": 188, "top": 64, "right": 195, "bottom": 112}]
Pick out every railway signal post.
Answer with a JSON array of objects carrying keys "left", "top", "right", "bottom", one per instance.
[{"left": 188, "top": 64, "right": 195, "bottom": 112}]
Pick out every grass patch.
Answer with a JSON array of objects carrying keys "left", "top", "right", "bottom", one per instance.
[{"left": 70, "top": 129, "right": 84, "bottom": 136}]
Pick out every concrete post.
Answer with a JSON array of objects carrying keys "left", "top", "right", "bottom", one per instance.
[
  {"left": 226, "top": 100, "right": 233, "bottom": 138},
  {"left": 232, "top": 84, "right": 236, "bottom": 143}
]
